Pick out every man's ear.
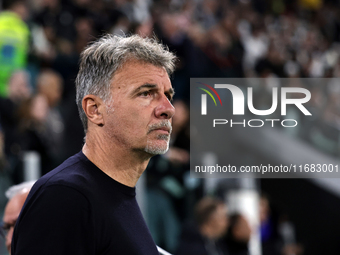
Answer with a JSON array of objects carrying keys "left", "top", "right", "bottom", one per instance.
[{"left": 82, "top": 95, "right": 105, "bottom": 127}]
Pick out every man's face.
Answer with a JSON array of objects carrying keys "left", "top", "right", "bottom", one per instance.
[
  {"left": 2, "top": 193, "right": 27, "bottom": 254},
  {"left": 103, "top": 61, "right": 175, "bottom": 155}
]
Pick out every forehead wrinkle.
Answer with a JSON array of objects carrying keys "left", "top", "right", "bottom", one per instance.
[{"left": 110, "top": 62, "right": 172, "bottom": 96}]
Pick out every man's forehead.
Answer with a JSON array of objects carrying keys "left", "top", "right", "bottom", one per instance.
[
  {"left": 117, "top": 59, "right": 169, "bottom": 74},
  {"left": 111, "top": 61, "right": 172, "bottom": 90}
]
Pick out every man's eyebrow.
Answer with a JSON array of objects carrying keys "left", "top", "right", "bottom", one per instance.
[
  {"left": 133, "top": 84, "right": 175, "bottom": 97},
  {"left": 167, "top": 88, "right": 175, "bottom": 98},
  {"left": 132, "top": 84, "right": 157, "bottom": 94}
]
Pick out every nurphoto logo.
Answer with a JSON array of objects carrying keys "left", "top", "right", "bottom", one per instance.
[
  {"left": 199, "top": 83, "right": 312, "bottom": 128},
  {"left": 198, "top": 82, "right": 222, "bottom": 115},
  {"left": 190, "top": 78, "right": 340, "bottom": 179}
]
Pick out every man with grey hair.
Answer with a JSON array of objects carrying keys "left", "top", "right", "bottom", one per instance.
[
  {"left": 11, "top": 34, "right": 176, "bottom": 255},
  {"left": 1, "top": 181, "right": 35, "bottom": 254}
]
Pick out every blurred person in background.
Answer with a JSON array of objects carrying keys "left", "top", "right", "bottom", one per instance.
[
  {"left": 11, "top": 34, "right": 176, "bottom": 255},
  {"left": 260, "top": 194, "right": 282, "bottom": 255},
  {"left": 223, "top": 213, "right": 251, "bottom": 255},
  {"left": 0, "top": 128, "right": 7, "bottom": 171},
  {"left": 5, "top": 71, "right": 31, "bottom": 105},
  {"left": 175, "top": 197, "right": 229, "bottom": 255},
  {"left": 166, "top": 100, "right": 190, "bottom": 166},
  {"left": 1, "top": 181, "right": 35, "bottom": 254},
  {"left": 35, "top": 69, "right": 65, "bottom": 171},
  {"left": 0, "top": 70, "right": 32, "bottom": 183},
  {"left": 1, "top": 69, "right": 64, "bottom": 182},
  {"left": 16, "top": 94, "right": 50, "bottom": 176},
  {"left": 260, "top": 194, "right": 303, "bottom": 255}
]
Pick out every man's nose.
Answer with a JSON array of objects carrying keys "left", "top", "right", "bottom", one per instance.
[{"left": 155, "top": 95, "right": 175, "bottom": 119}]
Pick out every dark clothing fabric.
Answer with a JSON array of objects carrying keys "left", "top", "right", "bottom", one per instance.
[
  {"left": 175, "top": 222, "right": 226, "bottom": 255},
  {"left": 0, "top": 97, "right": 19, "bottom": 156},
  {"left": 12, "top": 151, "right": 159, "bottom": 255},
  {"left": 224, "top": 239, "right": 249, "bottom": 255},
  {"left": 261, "top": 217, "right": 282, "bottom": 255}
]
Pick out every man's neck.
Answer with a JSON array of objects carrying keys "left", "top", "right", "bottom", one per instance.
[{"left": 82, "top": 134, "right": 150, "bottom": 187}]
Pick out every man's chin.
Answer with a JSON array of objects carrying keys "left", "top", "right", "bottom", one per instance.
[{"left": 144, "top": 140, "right": 169, "bottom": 155}]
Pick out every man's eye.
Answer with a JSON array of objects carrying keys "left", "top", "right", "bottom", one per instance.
[
  {"left": 166, "top": 94, "right": 173, "bottom": 102},
  {"left": 140, "top": 91, "right": 151, "bottom": 97}
]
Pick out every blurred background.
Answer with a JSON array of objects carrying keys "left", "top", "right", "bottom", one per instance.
[{"left": 1, "top": 0, "right": 340, "bottom": 254}]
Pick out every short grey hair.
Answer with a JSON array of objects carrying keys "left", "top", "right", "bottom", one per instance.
[
  {"left": 5, "top": 180, "right": 35, "bottom": 199},
  {"left": 75, "top": 34, "right": 177, "bottom": 134}
]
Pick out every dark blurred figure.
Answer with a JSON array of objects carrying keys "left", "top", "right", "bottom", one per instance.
[
  {"left": 17, "top": 94, "right": 50, "bottom": 176},
  {"left": 0, "top": 128, "right": 6, "bottom": 171},
  {"left": 223, "top": 214, "right": 251, "bottom": 255},
  {"left": 16, "top": 69, "right": 66, "bottom": 176},
  {"left": 4, "top": 70, "right": 31, "bottom": 104},
  {"left": 2, "top": 69, "right": 63, "bottom": 182},
  {"left": 260, "top": 194, "right": 304, "bottom": 255},
  {"left": 260, "top": 194, "right": 282, "bottom": 255},
  {"left": 34, "top": 0, "right": 78, "bottom": 46},
  {"left": 175, "top": 197, "right": 228, "bottom": 255},
  {"left": 255, "top": 42, "right": 285, "bottom": 78},
  {"left": 35, "top": 69, "right": 65, "bottom": 169},
  {"left": 167, "top": 100, "right": 190, "bottom": 166},
  {"left": 203, "top": 22, "right": 244, "bottom": 77},
  {"left": 0, "top": 70, "right": 32, "bottom": 182}
]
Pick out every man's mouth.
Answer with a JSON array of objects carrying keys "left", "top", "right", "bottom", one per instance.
[
  {"left": 152, "top": 127, "right": 170, "bottom": 134},
  {"left": 148, "top": 121, "right": 172, "bottom": 134}
]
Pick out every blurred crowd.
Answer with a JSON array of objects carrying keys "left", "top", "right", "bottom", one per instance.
[
  {"left": 174, "top": 195, "right": 303, "bottom": 255},
  {"left": 0, "top": 0, "right": 340, "bottom": 254}
]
